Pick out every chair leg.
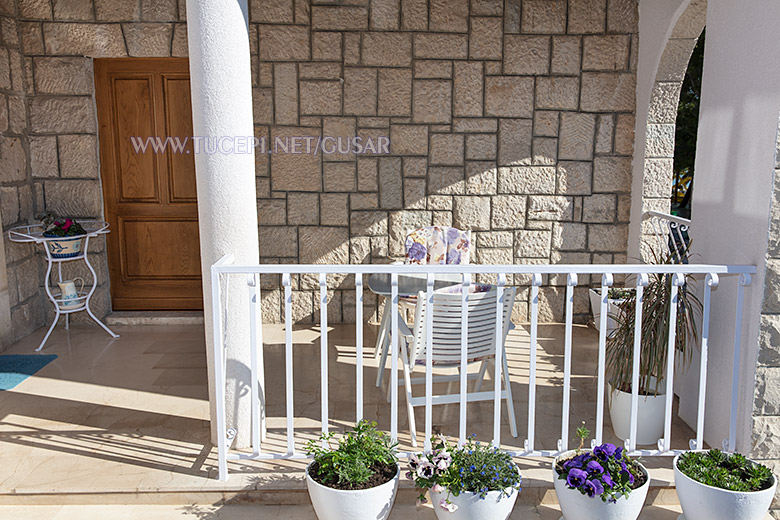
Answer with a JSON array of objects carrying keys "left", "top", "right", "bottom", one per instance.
[
  {"left": 376, "top": 329, "right": 391, "bottom": 388},
  {"left": 400, "top": 345, "right": 418, "bottom": 448},
  {"left": 502, "top": 349, "right": 518, "bottom": 438},
  {"left": 474, "top": 358, "right": 490, "bottom": 392},
  {"left": 374, "top": 300, "right": 391, "bottom": 359}
]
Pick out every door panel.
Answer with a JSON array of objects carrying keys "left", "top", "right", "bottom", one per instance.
[{"left": 95, "top": 58, "right": 203, "bottom": 310}]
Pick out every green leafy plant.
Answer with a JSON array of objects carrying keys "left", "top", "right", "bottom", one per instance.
[
  {"left": 576, "top": 422, "right": 590, "bottom": 451},
  {"left": 408, "top": 434, "right": 521, "bottom": 512},
  {"left": 677, "top": 450, "right": 774, "bottom": 492},
  {"left": 305, "top": 420, "right": 398, "bottom": 489},
  {"left": 606, "top": 247, "right": 702, "bottom": 395},
  {"left": 608, "top": 288, "right": 634, "bottom": 300},
  {"left": 39, "top": 211, "right": 86, "bottom": 237}
]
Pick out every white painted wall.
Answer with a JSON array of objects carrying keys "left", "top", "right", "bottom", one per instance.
[
  {"left": 186, "top": 0, "right": 260, "bottom": 447},
  {"left": 690, "top": 0, "right": 780, "bottom": 452}
]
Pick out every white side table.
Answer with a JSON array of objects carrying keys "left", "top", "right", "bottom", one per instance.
[{"left": 9, "top": 221, "right": 120, "bottom": 351}]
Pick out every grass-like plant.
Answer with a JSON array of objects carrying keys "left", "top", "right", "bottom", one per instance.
[
  {"left": 677, "top": 450, "right": 774, "bottom": 492},
  {"left": 606, "top": 247, "right": 702, "bottom": 395},
  {"left": 305, "top": 420, "right": 398, "bottom": 489}
]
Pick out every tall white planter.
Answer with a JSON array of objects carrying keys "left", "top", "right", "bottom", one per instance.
[
  {"left": 608, "top": 382, "right": 666, "bottom": 446},
  {"left": 429, "top": 487, "right": 519, "bottom": 520},
  {"left": 588, "top": 289, "right": 626, "bottom": 335},
  {"left": 553, "top": 451, "right": 649, "bottom": 520},
  {"left": 306, "top": 462, "right": 399, "bottom": 520},
  {"left": 674, "top": 453, "right": 777, "bottom": 520}
]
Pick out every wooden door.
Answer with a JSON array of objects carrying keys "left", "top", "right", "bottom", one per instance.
[{"left": 95, "top": 58, "right": 203, "bottom": 310}]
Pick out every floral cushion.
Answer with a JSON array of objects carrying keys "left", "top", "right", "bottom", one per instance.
[{"left": 404, "top": 226, "right": 471, "bottom": 265}]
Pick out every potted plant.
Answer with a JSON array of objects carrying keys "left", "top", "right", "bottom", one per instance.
[
  {"left": 39, "top": 212, "right": 87, "bottom": 259},
  {"left": 408, "top": 434, "right": 521, "bottom": 520},
  {"left": 589, "top": 287, "right": 633, "bottom": 335},
  {"left": 554, "top": 424, "right": 649, "bottom": 520},
  {"left": 674, "top": 449, "right": 777, "bottom": 520},
  {"left": 305, "top": 420, "right": 400, "bottom": 520},
  {"left": 606, "top": 248, "right": 702, "bottom": 445}
]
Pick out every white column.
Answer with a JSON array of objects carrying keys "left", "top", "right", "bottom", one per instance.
[{"left": 186, "top": 0, "right": 259, "bottom": 447}]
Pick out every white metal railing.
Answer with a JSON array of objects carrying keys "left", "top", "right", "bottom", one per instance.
[
  {"left": 643, "top": 210, "right": 691, "bottom": 263},
  {"left": 210, "top": 256, "right": 755, "bottom": 480}
]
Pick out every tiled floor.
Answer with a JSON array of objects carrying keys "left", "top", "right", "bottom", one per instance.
[{"left": 0, "top": 320, "right": 697, "bottom": 502}]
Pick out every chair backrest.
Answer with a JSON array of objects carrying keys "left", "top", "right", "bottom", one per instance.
[
  {"left": 408, "top": 285, "right": 517, "bottom": 366},
  {"left": 404, "top": 226, "right": 471, "bottom": 265}
]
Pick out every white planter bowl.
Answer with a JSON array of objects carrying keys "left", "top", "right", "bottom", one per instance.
[
  {"left": 588, "top": 289, "right": 626, "bottom": 335},
  {"left": 553, "top": 450, "right": 649, "bottom": 520},
  {"left": 674, "top": 452, "right": 777, "bottom": 520},
  {"left": 306, "top": 461, "right": 399, "bottom": 520},
  {"left": 608, "top": 382, "right": 665, "bottom": 446},
  {"left": 429, "top": 486, "right": 519, "bottom": 520}
]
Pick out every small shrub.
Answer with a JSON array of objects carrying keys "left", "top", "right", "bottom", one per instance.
[
  {"left": 677, "top": 450, "right": 774, "bottom": 492},
  {"left": 305, "top": 420, "right": 398, "bottom": 490}
]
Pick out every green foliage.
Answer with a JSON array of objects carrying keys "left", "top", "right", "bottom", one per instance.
[
  {"left": 677, "top": 450, "right": 774, "bottom": 492},
  {"left": 39, "top": 212, "right": 87, "bottom": 237},
  {"left": 576, "top": 422, "right": 590, "bottom": 451},
  {"left": 606, "top": 247, "right": 702, "bottom": 395},
  {"left": 305, "top": 420, "right": 398, "bottom": 487},
  {"left": 608, "top": 288, "right": 633, "bottom": 300}
]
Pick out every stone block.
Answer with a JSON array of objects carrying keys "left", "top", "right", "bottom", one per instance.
[
  {"left": 469, "top": 17, "right": 502, "bottom": 59},
  {"left": 465, "top": 134, "right": 496, "bottom": 161},
  {"left": 43, "top": 180, "right": 102, "bottom": 217},
  {"left": 497, "top": 166, "right": 555, "bottom": 194},
  {"left": 0, "top": 94, "right": 6, "bottom": 132},
  {"left": 287, "top": 193, "right": 319, "bottom": 225},
  {"left": 388, "top": 210, "right": 432, "bottom": 254},
  {"left": 430, "top": 134, "right": 464, "bottom": 166},
  {"left": 270, "top": 126, "right": 321, "bottom": 191},
  {"left": 452, "top": 61, "right": 482, "bottom": 117},
  {"left": 428, "top": 166, "right": 464, "bottom": 195},
  {"left": 452, "top": 196, "right": 490, "bottom": 230},
  {"left": 43, "top": 23, "right": 126, "bottom": 56},
  {"left": 498, "top": 118, "right": 532, "bottom": 166},
  {"left": 19, "top": 0, "right": 53, "bottom": 19},
  {"left": 528, "top": 195, "right": 573, "bottom": 221},
  {"left": 251, "top": 0, "right": 294, "bottom": 23},
  {"left": 535, "top": 76, "right": 579, "bottom": 110},
  {"left": 754, "top": 367, "right": 780, "bottom": 415},
  {"left": 390, "top": 125, "right": 428, "bottom": 155},
  {"left": 171, "top": 24, "right": 188, "bottom": 57},
  {"left": 491, "top": 195, "right": 526, "bottom": 230},
  {"left": 558, "top": 112, "right": 596, "bottom": 160},
  {"left": 580, "top": 72, "right": 636, "bottom": 112},
  {"left": 252, "top": 88, "right": 274, "bottom": 125},
  {"left": 351, "top": 192, "right": 378, "bottom": 210},
  {"left": 299, "top": 226, "right": 349, "bottom": 265},
  {"left": 521, "top": 0, "right": 565, "bottom": 33},
  {"left": 259, "top": 25, "right": 310, "bottom": 61},
  {"left": 343, "top": 33, "right": 360, "bottom": 65},
  {"left": 357, "top": 157, "right": 378, "bottom": 190},
  {"left": 401, "top": 0, "right": 427, "bottom": 30},
  {"left": 0, "top": 136, "right": 26, "bottom": 183},
  {"left": 642, "top": 158, "right": 673, "bottom": 197},
  {"left": 300, "top": 80, "right": 342, "bottom": 116},
  {"left": 567, "top": 0, "right": 606, "bottom": 33},
  {"left": 471, "top": 0, "right": 502, "bottom": 16},
  {"left": 504, "top": 35, "right": 550, "bottom": 75},
  {"left": 351, "top": 211, "right": 388, "bottom": 236},
  {"left": 556, "top": 161, "right": 592, "bottom": 195},
  {"left": 587, "top": 223, "right": 628, "bottom": 252},
  {"left": 370, "top": 0, "right": 399, "bottom": 29},
  {"left": 764, "top": 260, "right": 780, "bottom": 314},
  {"left": 759, "top": 315, "right": 780, "bottom": 366},
  {"left": 20, "top": 22, "right": 44, "bottom": 54},
  {"left": 123, "top": 23, "right": 173, "bottom": 57},
  {"left": 29, "top": 135, "right": 58, "bottom": 178},
  {"left": 343, "top": 68, "right": 377, "bottom": 117},
  {"left": 428, "top": 195, "right": 452, "bottom": 211},
  {"left": 429, "top": 0, "right": 468, "bottom": 32},
  {"left": 257, "top": 199, "right": 286, "bottom": 225},
  {"left": 476, "top": 247, "right": 512, "bottom": 265},
  {"left": 363, "top": 33, "right": 411, "bottom": 67},
  {"left": 299, "top": 63, "right": 342, "bottom": 81},
  {"left": 141, "top": 0, "right": 177, "bottom": 21},
  {"left": 534, "top": 111, "right": 559, "bottom": 137},
  {"left": 404, "top": 177, "right": 426, "bottom": 209},
  {"left": 0, "top": 187, "right": 18, "bottom": 226},
  {"left": 649, "top": 82, "right": 683, "bottom": 125},
  {"left": 313, "top": 32, "right": 342, "bottom": 61},
  {"left": 593, "top": 156, "right": 631, "bottom": 193},
  {"left": 378, "top": 157, "right": 402, "bottom": 209},
  {"left": 322, "top": 117, "right": 357, "bottom": 162},
  {"left": 465, "top": 161, "right": 497, "bottom": 195},
  {"left": 7, "top": 95, "right": 24, "bottom": 133},
  {"left": 531, "top": 137, "right": 556, "bottom": 165},
  {"left": 582, "top": 194, "right": 616, "bottom": 223},
  {"left": 258, "top": 226, "right": 297, "bottom": 257},
  {"left": 414, "top": 33, "right": 468, "bottom": 59},
  {"left": 319, "top": 194, "right": 348, "bottom": 226},
  {"left": 615, "top": 114, "right": 635, "bottom": 155},
  {"left": 645, "top": 123, "right": 675, "bottom": 158},
  {"left": 552, "top": 222, "right": 587, "bottom": 250},
  {"left": 412, "top": 80, "right": 451, "bottom": 123},
  {"left": 453, "top": 118, "right": 497, "bottom": 133},
  {"left": 583, "top": 35, "right": 631, "bottom": 71},
  {"left": 485, "top": 76, "right": 533, "bottom": 118},
  {"left": 515, "top": 229, "right": 552, "bottom": 258},
  {"left": 323, "top": 162, "right": 356, "bottom": 192},
  {"left": 595, "top": 114, "right": 614, "bottom": 153},
  {"left": 311, "top": 5, "right": 368, "bottom": 30},
  {"left": 378, "top": 68, "right": 411, "bottom": 116},
  {"left": 607, "top": 0, "right": 638, "bottom": 32},
  {"left": 274, "top": 63, "right": 298, "bottom": 125},
  {"left": 414, "top": 60, "right": 452, "bottom": 79},
  {"left": 476, "top": 231, "right": 513, "bottom": 248},
  {"left": 504, "top": 0, "right": 520, "bottom": 32},
  {"left": 57, "top": 134, "right": 97, "bottom": 179}
]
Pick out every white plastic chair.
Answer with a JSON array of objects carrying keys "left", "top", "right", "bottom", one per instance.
[{"left": 391, "top": 284, "right": 518, "bottom": 446}]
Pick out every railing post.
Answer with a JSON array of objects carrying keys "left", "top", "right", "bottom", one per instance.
[
  {"left": 424, "top": 273, "right": 434, "bottom": 453},
  {"left": 320, "top": 273, "right": 329, "bottom": 443},
  {"left": 356, "top": 273, "right": 364, "bottom": 423},
  {"left": 524, "top": 273, "right": 542, "bottom": 454},
  {"left": 661, "top": 272, "right": 684, "bottom": 452},
  {"left": 493, "top": 274, "right": 506, "bottom": 448},
  {"left": 629, "top": 273, "right": 650, "bottom": 453},
  {"left": 692, "top": 273, "right": 718, "bottom": 451},
  {"left": 594, "top": 273, "right": 613, "bottom": 447},
  {"left": 212, "top": 266, "right": 228, "bottom": 480},
  {"left": 727, "top": 273, "right": 751, "bottom": 452},
  {"left": 390, "top": 273, "right": 399, "bottom": 443},
  {"left": 459, "top": 272, "right": 470, "bottom": 446},
  {"left": 558, "top": 273, "right": 577, "bottom": 453},
  {"left": 283, "top": 273, "right": 295, "bottom": 455}
]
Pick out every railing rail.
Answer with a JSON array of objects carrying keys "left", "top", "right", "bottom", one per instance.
[
  {"left": 211, "top": 258, "right": 756, "bottom": 480},
  {"left": 643, "top": 210, "right": 692, "bottom": 263}
]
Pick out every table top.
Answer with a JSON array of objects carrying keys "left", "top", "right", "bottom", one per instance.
[{"left": 367, "top": 272, "right": 462, "bottom": 297}]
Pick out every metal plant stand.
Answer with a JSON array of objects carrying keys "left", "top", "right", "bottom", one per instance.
[{"left": 9, "top": 221, "right": 119, "bottom": 351}]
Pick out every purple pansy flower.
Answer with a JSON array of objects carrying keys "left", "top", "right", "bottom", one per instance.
[
  {"left": 407, "top": 241, "right": 427, "bottom": 262},
  {"left": 602, "top": 472, "right": 614, "bottom": 488},
  {"left": 563, "top": 457, "right": 584, "bottom": 471},
  {"left": 583, "top": 479, "right": 605, "bottom": 498},
  {"left": 566, "top": 468, "right": 588, "bottom": 488},
  {"left": 593, "top": 443, "right": 617, "bottom": 462},
  {"left": 586, "top": 460, "right": 605, "bottom": 475}
]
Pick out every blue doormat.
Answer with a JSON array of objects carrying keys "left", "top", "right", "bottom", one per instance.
[{"left": 0, "top": 355, "right": 57, "bottom": 390}]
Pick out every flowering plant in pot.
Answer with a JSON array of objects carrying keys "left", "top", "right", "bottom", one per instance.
[
  {"left": 304, "top": 420, "right": 399, "bottom": 520},
  {"left": 674, "top": 449, "right": 777, "bottom": 520},
  {"left": 606, "top": 247, "right": 702, "bottom": 445},
  {"left": 553, "top": 424, "right": 649, "bottom": 520},
  {"left": 39, "top": 211, "right": 88, "bottom": 259},
  {"left": 408, "top": 434, "right": 521, "bottom": 520}
]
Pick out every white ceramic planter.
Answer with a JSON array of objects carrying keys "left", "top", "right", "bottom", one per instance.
[
  {"left": 588, "top": 289, "right": 626, "bottom": 336},
  {"left": 674, "top": 452, "right": 777, "bottom": 520},
  {"left": 429, "top": 486, "right": 519, "bottom": 520},
  {"left": 608, "top": 381, "right": 665, "bottom": 446},
  {"left": 306, "top": 461, "right": 399, "bottom": 520},
  {"left": 553, "top": 450, "right": 649, "bottom": 520}
]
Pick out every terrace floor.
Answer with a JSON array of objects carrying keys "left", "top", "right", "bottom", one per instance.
[{"left": 0, "top": 320, "right": 708, "bottom": 518}]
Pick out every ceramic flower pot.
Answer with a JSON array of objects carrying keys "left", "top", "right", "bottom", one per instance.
[
  {"left": 305, "top": 461, "right": 399, "bottom": 520},
  {"left": 44, "top": 235, "right": 85, "bottom": 259},
  {"left": 588, "top": 289, "right": 626, "bottom": 335},
  {"left": 429, "top": 486, "right": 519, "bottom": 520},
  {"left": 553, "top": 450, "right": 649, "bottom": 520},
  {"left": 608, "top": 381, "right": 666, "bottom": 446},
  {"left": 674, "top": 453, "right": 777, "bottom": 520}
]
